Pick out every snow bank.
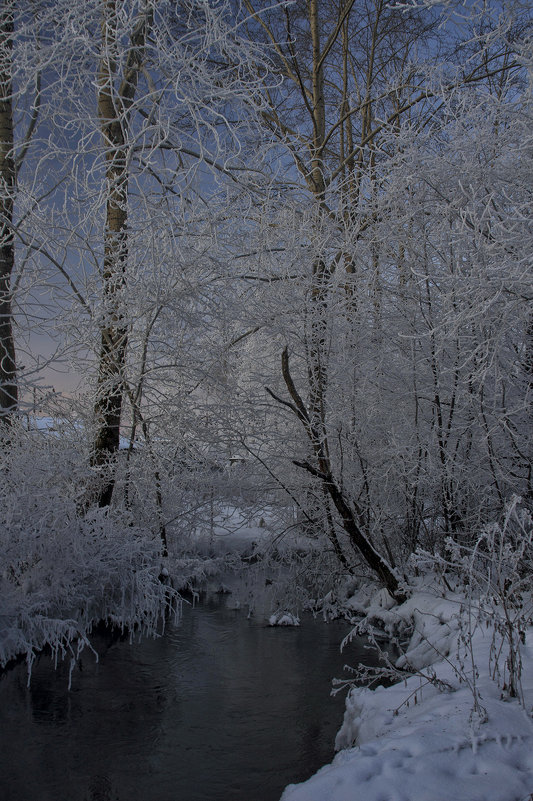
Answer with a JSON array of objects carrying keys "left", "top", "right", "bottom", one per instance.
[{"left": 280, "top": 584, "right": 533, "bottom": 801}]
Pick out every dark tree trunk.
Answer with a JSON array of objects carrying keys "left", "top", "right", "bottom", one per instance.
[
  {"left": 267, "top": 347, "right": 407, "bottom": 604},
  {"left": 90, "top": 0, "right": 151, "bottom": 506},
  {"left": 0, "top": 6, "right": 17, "bottom": 429}
]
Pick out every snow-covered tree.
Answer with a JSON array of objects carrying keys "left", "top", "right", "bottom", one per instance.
[
  {"left": 234, "top": 0, "right": 530, "bottom": 593},
  {"left": 0, "top": 0, "right": 270, "bottom": 504}
]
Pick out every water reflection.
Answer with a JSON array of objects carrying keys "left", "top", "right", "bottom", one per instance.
[{"left": 0, "top": 590, "right": 375, "bottom": 801}]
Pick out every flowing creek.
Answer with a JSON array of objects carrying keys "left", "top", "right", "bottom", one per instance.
[{"left": 0, "top": 587, "right": 378, "bottom": 801}]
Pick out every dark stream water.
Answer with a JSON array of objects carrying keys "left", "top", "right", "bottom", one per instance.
[{"left": 0, "top": 589, "right": 374, "bottom": 801}]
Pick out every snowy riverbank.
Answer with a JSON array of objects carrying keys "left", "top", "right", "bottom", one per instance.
[
  {"left": 0, "top": 506, "right": 178, "bottom": 673},
  {"left": 0, "top": 500, "right": 274, "bottom": 673},
  {"left": 3, "top": 452, "right": 532, "bottom": 801},
  {"left": 281, "top": 582, "right": 533, "bottom": 801}
]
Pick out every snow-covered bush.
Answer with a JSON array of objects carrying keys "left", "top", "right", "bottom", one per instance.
[
  {"left": 336, "top": 499, "right": 533, "bottom": 737},
  {"left": 0, "top": 427, "right": 177, "bottom": 675},
  {"left": 445, "top": 497, "right": 533, "bottom": 703}
]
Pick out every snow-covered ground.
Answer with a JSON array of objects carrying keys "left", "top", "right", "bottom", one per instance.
[{"left": 281, "top": 585, "right": 533, "bottom": 801}]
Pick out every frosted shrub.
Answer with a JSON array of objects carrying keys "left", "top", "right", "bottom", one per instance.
[
  {"left": 396, "top": 498, "right": 533, "bottom": 714},
  {"left": 0, "top": 428, "right": 177, "bottom": 674},
  {"left": 334, "top": 499, "right": 533, "bottom": 736},
  {"left": 446, "top": 497, "right": 533, "bottom": 704}
]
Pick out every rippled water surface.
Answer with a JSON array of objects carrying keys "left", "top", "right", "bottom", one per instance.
[{"left": 0, "top": 590, "right": 375, "bottom": 801}]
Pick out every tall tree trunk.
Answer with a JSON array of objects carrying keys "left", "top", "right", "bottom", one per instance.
[
  {"left": 0, "top": 5, "right": 17, "bottom": 429},
  {"left": 307, "top": 0, "right": 331, "bottom": 452},
  {"left": 90, "top": 0, "right": 151, "bottom": 506}
]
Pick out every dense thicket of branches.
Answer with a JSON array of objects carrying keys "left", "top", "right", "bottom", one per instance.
[{"left": 0, "top": 0, "right": 531, "bottom": 596}]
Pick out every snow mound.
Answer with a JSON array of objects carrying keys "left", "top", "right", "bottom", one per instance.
[{"left": 269, "top": 612, "right": 300, "bottom": 626}]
